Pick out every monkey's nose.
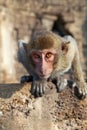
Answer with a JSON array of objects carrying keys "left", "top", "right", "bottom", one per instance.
[
  {"left": 40, "top": 70, "right": 44, "bottom": 74},
  {"left": 39, "top": 69, "right": 46, "bottom": 75}
]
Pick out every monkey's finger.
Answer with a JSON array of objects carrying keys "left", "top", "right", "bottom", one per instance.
[
  {"left": 84, "top": 85, "right": 87, "bottom": 95},
  {"left": 57, "top": 82, "right": 61, "bottom": 92},
  {"left": 42, "top": 83, "right": 45, "bottom": 94},
  {"left": 78, "top": 87, "right": 83, "bottom": 95},
  {"left": 35, "top": 85, "right": 40, "bottom": 97},
  {"left": 57, "top": 78, "right": 61, "bottom": 87},
  {"left": 83, "top": 88, "right": 87, "bottom": 96},
  {"left": 31, "top": 82, "right": 36, "bottom": 95},
  {"left": 82, "top": 87, "right": 87, "bottom": 96},
  {"left": 76, "top": 86, "right": 86, "bottom": 99},
  {"left": 86, "top": 87, "right": 87, "bottom": 95},
  {"left": 39, "top": 84, "right": 43, "bottom": 97},
  {"left": 79, "top": 87, "right": 85, "bottom": 95}
]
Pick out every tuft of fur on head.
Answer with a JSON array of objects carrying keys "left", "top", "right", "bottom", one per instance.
[{"left": 28, "top": 31, "right": 62, "bottom": 50}]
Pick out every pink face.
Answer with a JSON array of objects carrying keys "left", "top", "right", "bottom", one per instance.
[{"left": 31, "top": 49, "right": 57, "bottom": 79}]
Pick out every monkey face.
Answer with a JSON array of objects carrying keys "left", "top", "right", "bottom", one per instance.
[{"left": 30, "top": 49, "right": 57, "bottom": 79}]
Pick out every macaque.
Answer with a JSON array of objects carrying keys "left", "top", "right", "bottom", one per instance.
[{"left": 18, "top": 31, "right": 87, "bottom": 98}]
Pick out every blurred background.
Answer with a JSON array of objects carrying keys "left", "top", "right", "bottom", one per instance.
[{"left": 0, "top": 0, "right": 87, "bottom": 83}]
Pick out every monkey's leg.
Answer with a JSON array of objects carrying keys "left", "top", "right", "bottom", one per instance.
[
  {"left": 56, "top": 76, "right": 68, "bottom": 92},
  {"left": 73, "top": 51, "right": 87, "bottom": 99},
  {"left": 57, "top": 76, "right": 68, "bottom": 92},
  {"left": 50, "top": 75, "right": 68, "bottom": 92}
]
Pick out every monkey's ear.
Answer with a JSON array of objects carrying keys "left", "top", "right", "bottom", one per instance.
[
  {"left": 61, "top": 41, "right": 70, "bottom": 54},
  {"left": 18, "top": 40, "right": 28, "bottom": 52},
  {"left": 61, "top": 36, "right": 71, "bottom": 54}
]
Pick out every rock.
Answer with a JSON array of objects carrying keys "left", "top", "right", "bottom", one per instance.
[{"left": 0, "top": 83, "right": 87, "bottom": 130}]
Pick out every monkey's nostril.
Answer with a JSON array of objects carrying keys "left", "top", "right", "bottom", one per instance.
[
  {"left": 39, "top": 69, "right": 46, "bottom": 75},
  {"left": 40, "top": 70, "right": 44, "bottom": 75}
]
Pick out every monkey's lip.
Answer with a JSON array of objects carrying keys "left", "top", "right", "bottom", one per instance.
[
  {"left": 39, "top": 74, "right": 50, "bottom": 79},
  {"left": 39, "top": 74, "right": 46, "bottom": 78}
]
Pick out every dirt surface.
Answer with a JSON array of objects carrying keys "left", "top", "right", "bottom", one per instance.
[{"left": 0, "top": 82, "right": 87, "bottom": 130}]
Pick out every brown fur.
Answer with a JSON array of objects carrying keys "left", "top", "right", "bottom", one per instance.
[
  {"left": 28, "top": 31, "right": 62, "bottom": 50},
  {"left": 18, "top": 31, "right": 87, "bottom": 98}
]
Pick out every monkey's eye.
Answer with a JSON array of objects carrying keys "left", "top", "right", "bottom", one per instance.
[
  {"left": 33, "top": 54, "right": 40, "bottom": 59},
  {"left": 46, "top": 52, "right": 53, "bottom": 59},
  {"left": 45, "top": 52, "right": 55, "bottom": 62}
]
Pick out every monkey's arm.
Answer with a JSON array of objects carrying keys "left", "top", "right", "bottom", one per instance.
[
  {"left": 50, "top": 35, "right": 87, "bottom": 98},
  {"left": 72, "top": 50, "right": 87, "bottom": 98},
  {"left": 65, "top": 36, "right": 87, "bottom": 98}
]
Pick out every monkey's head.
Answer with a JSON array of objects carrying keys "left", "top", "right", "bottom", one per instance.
[{"left": 25, "top": 31, "right": 68, "bottom": 79}]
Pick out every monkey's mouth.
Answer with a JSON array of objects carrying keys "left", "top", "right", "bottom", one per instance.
[
  {"left": 39, "top": 74, "right": 46, "bottom": 78},
  {"left": 39, "top": 74, "right": 50, "bottom": 79}
]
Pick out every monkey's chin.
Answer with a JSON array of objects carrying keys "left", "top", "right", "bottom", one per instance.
[{"left": 39, "top": 74, "right": 50, "bottom": 80}]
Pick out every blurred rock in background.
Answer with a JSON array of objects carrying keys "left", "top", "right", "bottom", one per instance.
[{"left": 0, "top": 0, "right": 87, "bottom": 83}]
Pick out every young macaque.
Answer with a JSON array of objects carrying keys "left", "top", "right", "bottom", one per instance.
[{"left": 18, "top": 31, "right": 87, "bottom": 98}]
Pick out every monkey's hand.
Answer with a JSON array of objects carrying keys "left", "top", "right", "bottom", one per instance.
[
  {"left": 31, "top": 80, "right": 48, "bottom": 97},
  {"left": 75, "top": 81, "right": 87, "bottom": 99}
]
